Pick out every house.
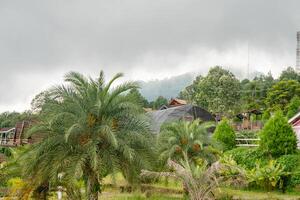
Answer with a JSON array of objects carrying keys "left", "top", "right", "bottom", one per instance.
[
  {"left": 148, "top": 104, "right": 215, "bottom": 133},
  {"left": 0, "top": 121, "right": 40, "bottom": 147},
  {"left": 169, "top": 98, "right": 187, "bottom": 107},
  {"left": 288, "top": 112, "right": 300, "bottom": 148}
]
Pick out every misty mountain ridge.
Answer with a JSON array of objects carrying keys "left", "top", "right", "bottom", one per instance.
[{"left": 139, "top": 68, "right": 264, "bottom": 101}]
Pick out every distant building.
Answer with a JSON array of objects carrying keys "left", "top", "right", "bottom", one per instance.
[
  {"left": 289, "top": 112, "right": 300, "bottom": 148},
  {"left": 148, "top": 98, "right": 214, "bottom": 133}
]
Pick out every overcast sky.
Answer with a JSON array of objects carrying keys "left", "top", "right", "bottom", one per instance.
[{"left": 0, "top": 0, "right": 299, "bottom": 112}]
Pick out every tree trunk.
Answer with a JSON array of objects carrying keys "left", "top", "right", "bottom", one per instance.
[
  {"left": 32, "top": 183, "right": 49, "bottom": 200},
  {"left": 86, "top": 173, "right": 100, "bottom": 200}
]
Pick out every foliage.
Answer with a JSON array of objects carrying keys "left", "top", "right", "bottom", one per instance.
[
  {"left": 217, "top": 155, "right": 247, "bottom": 188},
  {"left": 259, "top": 111, "right": 297, "bottom": 157},
  {"left": 240, "top": 72, "right": 275, "bottom": 111},
  {"left": 126, "top": 88, "right": 150, "bottom": 108},
  {"left": 235, "top": 130, "right": 258, "bottom": 139},
  {"left": 225, "top": 147, "right": 267, "bottom": 169},
  {"left": 5, "top": 177, "right": 31, "bottom": 200},
  {"left": 158, "top": 120, "right": 217, "bottom": 166},
  {"left": 150, "top": 96, "right": 168, "bottom": 110},
  {"left": 181, "top": 66, "right": 241, "bottom": 115},
  {"left": 279, "top": 67, "right": 300, "bottom": 82},
  {"left": 142, "top": 159, "right": 220, "bottom": 200},
  {"left": 213, "top": 119, "right": 236, "bottom": 151},
  {"left": 277, "top": 154, "right": 300, "bottom": 188},
  {"left": 262, "top": 110, "right": 271, "bottom": 121},
  {"left": 265, "top": 80, "right": 300, "bottom": 113},
  {"left": 17, "top": 71, "right": 155, "bottom": 200},
  {"left": 286, "top": 96, "right": 300, "bottom": 119},
  {"left": 0, "top": 111, "right": 34, "bottom": 128},
  {"left": 247, "top": 160, "right": 286, "bottom": 191}
]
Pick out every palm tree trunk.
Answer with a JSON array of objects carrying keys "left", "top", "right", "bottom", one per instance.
[
  {"left": 32, "top": 183, "right": 49, "bottom": 200},
  {"left": 86, "top": 173, "right": 100, "bottom": 200}
]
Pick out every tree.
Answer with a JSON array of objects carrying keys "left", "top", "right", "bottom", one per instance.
[
  {"left": 151, "top": 96, "right": 168, "bottom": 109},
  {"left": 126, "top": 88, "right": 149, "bottom": 108},
  {"left": 286, "top": 96, "right": 300, "bottom": 119},
  {"left": 20, "top": 71, "right": 155, "bottom": 200},
  {"left": 279, "top": 67, "right": 300, "bottom": 82},
  {"left": 158, "top": 120, "right": 217, "bottom": 165},
  {"left": 265, "top": 80, "right": 300, "bottom": 113},
  {"left": 181, "top": 66, "right": 241, "bottom": 115},
  {"left": 212, "top": 119, "right": 236, "bottom": 151},
  {"left": 259, "top": 111, "right": 297, "bottom": 157},
  {"left": 240, "top": 72, "right": 275, "bottom": 111},
  {"left": 0, "top": 111, "right": 34, "bottom": 128}
]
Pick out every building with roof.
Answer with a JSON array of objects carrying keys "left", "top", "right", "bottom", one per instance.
[
  {"left": 289, "top": 112, "right": 300, "bottom": 148},
  {"left": 148, "top": 104, "right": 215, "bottom": 133}
]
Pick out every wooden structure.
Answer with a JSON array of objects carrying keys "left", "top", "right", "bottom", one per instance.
[
  {"left": 169, "top": 98, "right": 187, "bottom": 107},
  {"left": 0, "top": 121, "right": 32, "bottom": 147},
  {"left": 289, "top": 112, "right": 300, "bottom": 149},
  {"left": 235, "top": 138, "right": 260, "bottom": 147},
  {"left": 234, "top": 109, "right": 263, "bottom": 131}
]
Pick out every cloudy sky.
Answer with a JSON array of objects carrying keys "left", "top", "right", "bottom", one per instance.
[{"left": 0, "top": 0, "right": 299, "bottom": 112}]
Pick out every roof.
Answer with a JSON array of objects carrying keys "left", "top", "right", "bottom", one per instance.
[
  {"left": 148, "top": 104, "right": 215, "bottom": 133},
  {"left": 169, "top": 98, "right": 187, "bottom": 106},
  {"left": 289, "top": 111, "right": 300, "bottom": 125}
]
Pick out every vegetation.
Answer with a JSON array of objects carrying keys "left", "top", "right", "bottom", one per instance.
[
  {"left": 259, "top": 111, "right": 297, "bottom": 157},
  {"left": 158, "top": 120, "right": 217, "bottom": 165},
  {"left": 286, "top": 96, "right": 300, "bottom": 119},
  {"left": 265, "top": 80, "right": 300, "bottom": 113},
  {"left": 180, "top": 66, "right": 241, "bottom": 115},
  {"left": 1, "top": 66, "right": 300, "bottom": 199},
  {"left": 213, "top": 119, "right": 236, "bottom": 151}
]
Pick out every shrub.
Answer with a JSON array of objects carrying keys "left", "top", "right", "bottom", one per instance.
[
  {"left": 225, "top": 147, "right": 267, "bottom": 169},
  {"left": 247, "top": 160, "right": 286, "bottom": 191},
  {"left": 259, "top": 111, "right": 297, "bottom": 157},
  {"left": 277, "top": 154, "right": 300, "bottom": 188},
  {"left": 213, "top": 119, "right": 236, "bottom": 151},
  {"left": 236, "top": 130, "right": 258, "bottom": 139}
]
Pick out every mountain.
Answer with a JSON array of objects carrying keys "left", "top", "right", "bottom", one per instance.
[{"left": 139, "top": 73, "right": 194, "bottom": 101}]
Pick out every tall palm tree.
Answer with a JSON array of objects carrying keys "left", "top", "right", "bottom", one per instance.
[{"left": 19, "top": 71, "right": 155, "bottom": 200}]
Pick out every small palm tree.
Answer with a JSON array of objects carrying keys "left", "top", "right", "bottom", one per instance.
[
  {"left": 19, "top": 71, "right": 155, "bottom": 200},
  {"left": 158, "top": 119, "right": 216, "bottom": 166}
]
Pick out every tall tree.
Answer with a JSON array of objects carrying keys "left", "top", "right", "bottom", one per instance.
[
  {"left": 240, "top": 72, "right": 275, "bottom": 111},
  {"left": 265, "top": 80, "right": 300, "bottom": 113},
  {"left": 286, "top": 96, "right": 300, "bottom": 119},
  {"left": 279, "top": 67, "right": 300, "bottom": 82},
  {"left": 20, "top": 71, "right": 155, "bottom": 200}
]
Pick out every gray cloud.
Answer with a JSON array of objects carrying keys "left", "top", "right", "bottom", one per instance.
[{"left": 0, "top": 0, "right": 299, "bottom": 111}]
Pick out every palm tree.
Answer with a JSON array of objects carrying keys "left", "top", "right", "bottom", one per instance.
[
  {"left": 158, "top": 119, "right": 217, "bottom": 166},
  {"left": 19, "top": 71, "right": 155, "bottom": 200}
]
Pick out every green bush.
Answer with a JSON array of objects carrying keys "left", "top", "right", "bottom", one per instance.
[
  {"left": 236, "top": 130, "right": 258, "bottom": 139},
  {"left": 259, "top": 111, "right": 297, "bottom": 157},
  {"left": 247, "top": 160, "right": 286, "bottom": 191},
  {"left": 277, "top": 154, "right": 300, "bottom": 188},
  {"left": 225, "top": 147, "right": 267, "bottom": 169},
  {"left": 213, "top": 119, "right": 236, "bottom": 151}
]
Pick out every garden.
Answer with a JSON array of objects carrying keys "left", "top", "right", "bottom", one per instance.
[{"left": 0, "top": 67, "right": 300, "bottom": 200}]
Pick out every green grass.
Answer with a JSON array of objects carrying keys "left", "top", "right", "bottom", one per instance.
[{"left": 218, "top": 187, "right": 300, "bottom": 199}]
